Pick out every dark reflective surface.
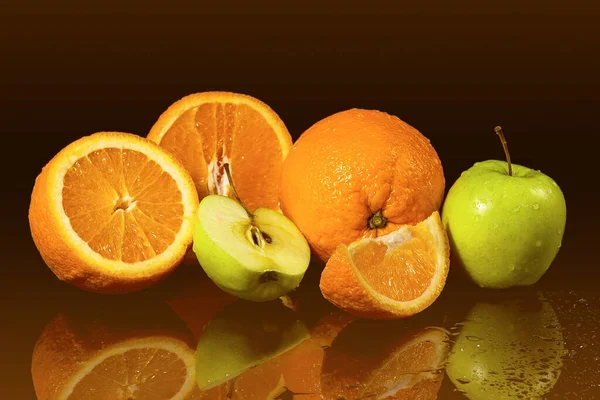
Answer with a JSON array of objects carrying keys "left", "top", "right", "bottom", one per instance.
[{"left": 17, "top": 261, "right": 599, "bottom": 399}]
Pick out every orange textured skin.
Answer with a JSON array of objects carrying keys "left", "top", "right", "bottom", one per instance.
[
  {"left": 279, "top": 109, "right": 445, "bottom": 263},
  {"left": 320, "top": 245, "right": 404, "bottom": 319}
]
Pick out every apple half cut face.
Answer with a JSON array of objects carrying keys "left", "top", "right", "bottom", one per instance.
[{"left": 193, "top": 195, "right": 311, "bottom": 302}]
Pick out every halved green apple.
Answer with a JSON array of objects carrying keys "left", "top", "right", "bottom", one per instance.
[{"left": 193, "top": 194, "right": 310, "bottom": 302}]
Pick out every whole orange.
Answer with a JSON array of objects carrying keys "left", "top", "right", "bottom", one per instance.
[{"left": 279, "top": 109, "right": 445, "bottom": 263}]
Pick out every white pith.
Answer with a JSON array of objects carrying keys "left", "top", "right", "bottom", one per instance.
[{"left": 206, "top": 151, "right": 232, "bottom": 196}]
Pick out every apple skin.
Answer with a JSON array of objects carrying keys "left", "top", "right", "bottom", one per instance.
[
  {"left": 446, "top": 296, "right": 564, "bottom": 399},
  {"left": 193, "top": 195, "right": 311, "bottom": 302},
  {"left": 442, "top": 160, "right": 566, "bottom": 289}
]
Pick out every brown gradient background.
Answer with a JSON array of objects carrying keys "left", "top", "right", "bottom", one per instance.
[{"left": 1, "top": 1, "right": 600, "bottom": 398}]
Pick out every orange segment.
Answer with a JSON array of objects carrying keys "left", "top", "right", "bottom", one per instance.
[
  {"left": 352, "top": 222, "right": 437, "bottom": 302},
  {"left": 28, "top": 132, "right": 199, "bottom": 293},
  {"left": 319, "top": 211, "right": 449, "bottom": 319},
  {"left": 147, "top": 91, "right": 293, "bottom": 212}
]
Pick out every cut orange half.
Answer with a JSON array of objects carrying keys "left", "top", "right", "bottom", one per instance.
[
  {"left": 319, "top": 211, "right": 449, "bottom": 319},
  {"left": 147, "top": 91, "right": 293, "bottom": 212},
  {"left": 28, "top": 132, "right": 199, "bottom": 293}
]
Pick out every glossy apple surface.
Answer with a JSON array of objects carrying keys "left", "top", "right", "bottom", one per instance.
[{"left": 442, "top": 160, "right": 566, "bottom": 288}]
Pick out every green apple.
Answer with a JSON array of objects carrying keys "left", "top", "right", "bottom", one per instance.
[
  {"left": 195, "top": 300, "right": 310, "bottom": 390},
  {"left": 442, "top": 126, "right": 566, "bottom": 288},
  {"left": 193, "top": 164, "right": 311, "bottom": 301},
  {"left": 446, "top": 294, "right": 564, "bottom": 399}
]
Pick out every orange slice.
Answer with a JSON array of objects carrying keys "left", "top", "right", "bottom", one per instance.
[
  {"left": 147, "top": 91, "right": 293, "bottom": 212},
  {"left": 321, "top": 326, "right": 450, "bottom": 400},
  {"left": 319, "top": 211, "right": 449, "bottom": 319},
  {"left": 28, "top": 132, "right": 199, "bottom": 293}
]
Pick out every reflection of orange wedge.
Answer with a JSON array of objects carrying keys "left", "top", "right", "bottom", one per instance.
[
  {"left": 321, "top": 324, "right": 450, "bottom": 400},
  {"left": 31, "top": 301, "right": 200, "bottom": 400}
]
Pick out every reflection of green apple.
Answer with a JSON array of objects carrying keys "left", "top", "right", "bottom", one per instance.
[
  {"left": 442, "top": 127, "right": 566, "bottom": 288},
  {"left": 195, "top": 300, "right": 310, "bottom": 390},
  {"left": 446, "top": 295, "right": 564, "bottom": 399},
  {"left": 193, "top": 166, "right": 310, "bottom": 301}
]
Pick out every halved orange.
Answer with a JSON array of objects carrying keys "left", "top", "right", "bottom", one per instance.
[
  {"left": 319, "top": 211, "right": 449, "bottom": 319},
  {"left": 28, "top": 132, "right": 199, "bottom": 293},
  {"left": 147, "top": 91, "right": 293, "bottom": 212}
]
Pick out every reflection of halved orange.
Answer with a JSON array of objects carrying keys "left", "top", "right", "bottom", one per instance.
[
  {"left": 31, "top": 303, "right": 199, "bottom": 400},
  {"left": 147, "top": 91, "right": 293, "bottom": 212},
  {"left": 320, "top": 211, "right": 449, "bottom": 319},
  {"left": 321, "top": 326, "right": 450, "bottom": 400},
  {"left": 28, "top": 132, "right": 199, "bottom": 293}
]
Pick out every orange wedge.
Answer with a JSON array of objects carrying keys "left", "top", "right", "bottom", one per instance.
[
  {"left": 319, "top": 211, "right": 449, "bottom": 319},
  {"left": 147, "top": 91, "right": 293, "bottom": 212},
  {"left": 28, "top": 132, "right": 199, "bottom": 293}
]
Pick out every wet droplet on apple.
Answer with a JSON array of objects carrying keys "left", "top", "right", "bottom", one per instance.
[
  {"left": 533, "top": 204, "right": 540, "bottom": 210},
  {"left": 536, "top": 240, "right": 543, "bottom": 247}
]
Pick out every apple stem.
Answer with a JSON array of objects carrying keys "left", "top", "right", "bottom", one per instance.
[
  {"left": 223, "top": 163, "right": 253, "bottom": 217},
  {"left": 494, "top": 126, "right": 513, "bottom": 176}
]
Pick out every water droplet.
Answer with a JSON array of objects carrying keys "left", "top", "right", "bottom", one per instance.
[
  {"left": 456, "top": 378, "right": 471, "bottom": 384},
  {"left": 513, "top": 206, "right": 520, "bottom": 212},
  {"left": 535, "top": 240, "right": 543, "bottom": 247},
  {"left": 466, "top": 335, "right": 484, "bottom": 342},
  {"left": 533, "top": 203, "right": 540, "bottom": 210}
]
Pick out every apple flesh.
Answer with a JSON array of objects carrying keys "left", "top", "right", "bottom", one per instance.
[
  {"left": 442, "top": 160, "right": 566, "bottom": 289},
  {"left": 193, "top": 194, "right": 311, "bottom": 302}
]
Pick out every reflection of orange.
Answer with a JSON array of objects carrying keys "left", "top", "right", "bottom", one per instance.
[
  {"left": 28, "top": 132, "right": 199, "bottom": 293},
  {"left": 320, "top": 211, "right": 449, "bottom": 319},
  {"left": 31, "top": 303, "right": 200, "bottom": 400},
  {"left": 147, "top": 91, "right": 293, "bottom": 212},
  {"left": 321, "top": 326, "right": 450, "bottom": 400},
  {"left": 279, "top": 109, "right": 445, "bottom": 263},
  {"left": 165, "top": 270, "right": 238, "bottom": 341}
]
